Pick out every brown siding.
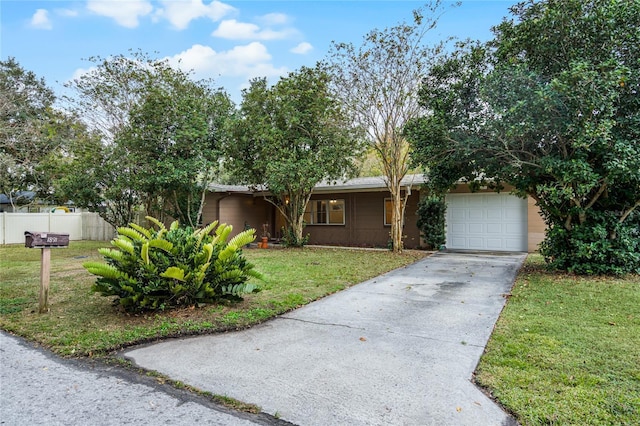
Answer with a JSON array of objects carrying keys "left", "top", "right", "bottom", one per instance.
[
  {"left": 528, "top": 198, "right": 545, "bottom": 252},
  {"left": 305, "top": 191, "right": 422, "bottom": 249},
  {"left": 202, "top": 193, "right": 273, "bottom": 237}
]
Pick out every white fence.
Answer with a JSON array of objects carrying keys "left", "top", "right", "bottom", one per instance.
[{"left": 0, "top": 212, "right": 115, "bottom": 245}]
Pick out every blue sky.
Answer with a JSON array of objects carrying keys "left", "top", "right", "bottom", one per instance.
[{"left": 1, "top": 1, "right": 519, "bottom": 103}]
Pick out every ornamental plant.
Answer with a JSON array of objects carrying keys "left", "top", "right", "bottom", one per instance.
[
  {"left": 416, "top": 195, "right": 446, "bottom": 250},
  {"left": 84, "top": 216, "right": 262, "bottom": 311}
]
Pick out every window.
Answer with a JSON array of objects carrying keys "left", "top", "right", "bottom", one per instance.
[
  {"left": 384, "top": 198, "right": 404, "bottom": 226},
  {"left": 304, "top": 199, "right": 345, "bottom": 225},
  {"left": 384, "top": 198, "right": 393, "bottom": 226}
]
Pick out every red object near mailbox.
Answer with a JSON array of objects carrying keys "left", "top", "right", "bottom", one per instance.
[{"left": 24, "top": 231, "right": 70, "bottom": 248}]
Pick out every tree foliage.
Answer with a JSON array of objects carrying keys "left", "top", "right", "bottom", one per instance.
[
  {"left": 0, "top": 58, "right": 63, "bottom": 208},
  {"left": 64, "top": 52, "right": 232, "bottom": 227},
  {"left": 416, "top": 194, "right": 446, "bottom": 250},
  {"left": 118, "top": 70, "right": 233, "bottom": 227},
  {"left": 225, "top": 64, "right": 363, "bottom": 246},
  {"left": 327, "top": 1, "right": 451, "bottom": 252},
  {"left": 406, "top": 0, "right": 640, "bottom": 274}
]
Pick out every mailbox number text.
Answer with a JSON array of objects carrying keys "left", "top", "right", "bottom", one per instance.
[{"left": 47, "top": 237, "right": 58, "bottom": 243}]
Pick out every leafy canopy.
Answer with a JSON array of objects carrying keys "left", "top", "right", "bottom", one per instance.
[
  {"left": 406, "top": 0, "right": 640, "bottom": 274},
  {"left": 327, "top": 1, "right": 453, "bottom": 252},
  {"left": 63, "top": 51, "right": 232, "bottom": 227},
  {"left": 226, "top": 64, "right": 364, "bottom": 246}
]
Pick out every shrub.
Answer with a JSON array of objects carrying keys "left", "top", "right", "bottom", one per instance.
[
  {"left": 280, "top": 226, "right": 309, "bottom": 248},
  {"left": 540, "top": 210, "right": 640, "bottom": 275},
  {"left": 84, "top": 217, "right": 263, "bottom": 311},
  {"left": 416, "top": 195, "right": 446, "bottom": 250}
]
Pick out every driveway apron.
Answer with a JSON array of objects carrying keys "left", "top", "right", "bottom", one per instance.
[{"left": 124, "top": 251, "right": 526, "bottom": 426}]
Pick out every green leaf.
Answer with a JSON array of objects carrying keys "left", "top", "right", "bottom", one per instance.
[{"left": 160, "top": 266, "right": 186, "bottom": 282}]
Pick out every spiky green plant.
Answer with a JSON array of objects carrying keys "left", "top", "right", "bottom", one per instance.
[{"left": 84, "top": 216, "right": 262, "bottom": 311}]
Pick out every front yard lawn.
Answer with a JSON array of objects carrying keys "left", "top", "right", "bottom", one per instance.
[
  {"left": 0, "top": 241, "right": 426, "bottom": 356},
  {"left": 476, "top": 255, "right": 640, "bottom": 425}
]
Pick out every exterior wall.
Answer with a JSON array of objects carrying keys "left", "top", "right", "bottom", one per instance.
[
  {"left": 203, "top": 190, "right": 423, "bottom": 249},
  {"left": 202, "top": 193, "right": 274, "bottom": 237},
  {"left": 304, "top": 190, "right": 422, "bottom": 249},
  {"left": 203, "top": 181, "right": 548, "bottom": 252},
  {"left": 527, "top": 198, "right": 546, "bottom": 252}
]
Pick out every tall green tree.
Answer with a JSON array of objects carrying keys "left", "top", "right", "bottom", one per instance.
[
  {"left": 226, "top": 65, "right": 364, "bottom": 246},
  {"left": 118, "top": 72, "right": 233, "bottom": 227},
  {"left": 406, "top": 0, "right": 640, "bottom": 274},
  {"left": 327, "top": 1, "right": 451, "bottom": 253},
  {"left": 0, "top": 58, "right": 61, "bottom": 209},
  {"left": 64, "top": 52, "right": 231, "bottom": 227}
]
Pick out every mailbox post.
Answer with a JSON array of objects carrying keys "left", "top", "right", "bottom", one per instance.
[{"left": 24, "top": 232, "right": 70, "bottom": 314}]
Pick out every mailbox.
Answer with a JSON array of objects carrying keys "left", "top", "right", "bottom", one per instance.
[{"left": 24, "top": 231, "right": 70, "bottom": 248}]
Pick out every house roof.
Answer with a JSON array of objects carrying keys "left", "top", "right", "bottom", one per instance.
[
  {"left": 208, "top": 174, "right": 426, "bottom": 195},
  {"left": 314, "top": 174, "right": 426, "bottom": 193},
  {"left": 208, "top": 183, "right": 254, "bottom": 194}
]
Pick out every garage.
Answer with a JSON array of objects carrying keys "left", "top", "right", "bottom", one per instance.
[{"left": 445, "top": 193, "right": 528, "bottom": 252}]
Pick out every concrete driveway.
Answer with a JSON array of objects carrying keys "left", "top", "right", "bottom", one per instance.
[{"left": 124, "top": 251, "right": 526, "bottom": 426}]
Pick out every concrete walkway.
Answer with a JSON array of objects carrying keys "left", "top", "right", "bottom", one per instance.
[{"left": 125, "top": 251, "right": 525, "bottom": 426}]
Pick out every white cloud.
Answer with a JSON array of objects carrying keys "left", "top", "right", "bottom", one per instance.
[
  {"left": 291, "top": 42, "right": 313, "bottom": 55},
  {"left": 57, "top": 8, "right": 79, "bottom": 17},
  {"left": 212, "top": 19, "right": 296, "bottom": 40},
  {"left": 258, "top": 13, "right": 289, "bottom": 26},
  {"left": 30, "top": 9, "right": 53, "bottom": 30},
  {"left": 166, "top": 42, "right": 287, "bottom": 81},
  {"left": 86, "top": 0, "right": 153, "bottom": 28},
  {"left": 155, "top": 0, "right": 236, "bottom": 30},
  {"left": 70, "top": 66, "right": 97, "bottom": 82}
]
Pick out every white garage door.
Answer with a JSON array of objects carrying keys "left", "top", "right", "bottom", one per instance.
[{"left": 445, "top": 193, "right": 527, "bottom": 252}]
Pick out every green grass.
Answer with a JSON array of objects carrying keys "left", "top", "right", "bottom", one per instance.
[
  {"left": 4, "top": 243, "right": 637, "bottom": 423},
  {"left": 476, "top": 255, "right": 640, "bottom": 425},
  {"left": 0, "top": 241, "right": 426, "bottom": 356}
]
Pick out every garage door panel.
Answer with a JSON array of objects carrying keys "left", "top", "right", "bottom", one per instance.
[
  {"left": 467, "top": 238, "right": 485, "bottom": 249},
  {"left": 469, "top": 210, "right": 484, "bottom": 220},
  {"left": 450, "top": 209, "right": 466, "bottom": 220},
  {"left": 504, "top": 208, "right": 523, "bottom": 220},
  {"left": 486, "top": 238, "right": 504, "bottom": 250},
  {"left": 446, "top": 194, "right": 527, "bottom": 252},
  {"left": 486, "top": 209, "right": 502, "bottom": 220},
  {"left": 486, "top": 223, "right": 502, "bottom": 234},
  {"left": 450, "top": 237, "right": 467, "bottom": 247},
  {"left": 449, "top": 223, "right": 466, "bottom": 234},
  {"left": 505, "top": 239, "right": 524, "bottom": 251},
  {"left": 505, "top": 223, "right": 524, "bottom": 234},
  {"left": 468, "top": 223, "right": 484, "bottom": 233}
]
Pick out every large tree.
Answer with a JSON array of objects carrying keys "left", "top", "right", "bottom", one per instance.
[
  {"left": 406, "top": 0, "right": 640, "bottom": 274},
  {"left": 226, "top": 64, "right": 363, "bottom": 246},
  {"left": 64, "top": 52, "right": 231, "bottom": 227},
  {"left": 117, "top": 72, "right": 233, "bottom": 227},
  {"left": 0, "top": 58, "right": 61, "bottom": 209},
  {"left": 327, "top": 1, "right": 450, "bottom": 252}
]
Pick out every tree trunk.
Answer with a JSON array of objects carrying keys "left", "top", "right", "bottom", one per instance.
[
  {"left": 291, "top": 213, "right": 305, "bottom": 244},
  {"left": 390, "top": 181, "right": 404, "bottom": 253},
  {"left": 270, "top": 191, "right": 312, "bottom": 247}
]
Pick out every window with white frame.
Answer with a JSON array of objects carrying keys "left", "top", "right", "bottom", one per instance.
[{"left": 304, "top": 199, "right": 345, "bottom": 225}]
